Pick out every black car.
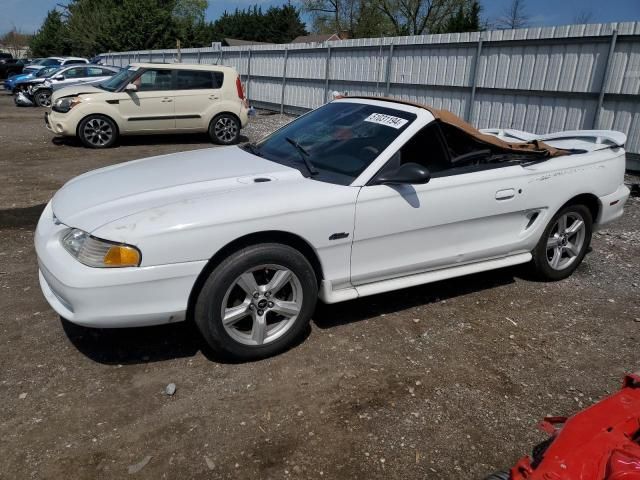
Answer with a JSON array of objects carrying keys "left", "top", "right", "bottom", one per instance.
[{"left": 0, "top": 58, "right": 25, "bottom": 79}]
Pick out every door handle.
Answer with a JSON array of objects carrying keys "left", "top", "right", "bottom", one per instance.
[
  {"left": 209, "top": 95, "right": 219, "bottom": 100},
  {"left": 495, "top": 188, "right": 515, "bottom": 200},
  {"left": 161, "top": 98, "right": 173, "bottom": 103}
]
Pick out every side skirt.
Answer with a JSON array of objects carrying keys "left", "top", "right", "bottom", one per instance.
[{"left": 318, "top": 252, "right": 532, "bottom": 304}]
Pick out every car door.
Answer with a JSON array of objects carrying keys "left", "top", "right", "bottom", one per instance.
[
  {"left": 117, "top": 68, "right": 175, "bottom": 132},
  {"left": 55, "top": 66, "right": 88, "bottom": 88},
  {"left": 350, "top": 123, "right": 534, "bottom": 286},
  {"left": 173, "top": 69, "right": 223, "bottom": 130}
]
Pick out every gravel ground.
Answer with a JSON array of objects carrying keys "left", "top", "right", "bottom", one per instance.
[{"left": 1, "top": 91, "right": 639, "bottom": 480}]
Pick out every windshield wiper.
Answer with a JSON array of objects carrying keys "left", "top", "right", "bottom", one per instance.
[
  {"left": 243, "top": 142, "right": 263, "bottom": 157},
  {"left": 285, "top": 136, "right": 318, "bottom": 177}
]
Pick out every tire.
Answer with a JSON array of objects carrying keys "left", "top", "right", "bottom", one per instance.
[
  {"left": 208, "top": 113, "right": 240, "bottom": 145},
  {"left": 194, "top": 243, "right": 318, "bottom": 360},
  {"left": 78, "top": 114, "right": 118, "bottom": 149},
  {"left": 34, "top": 89, "right": 52, "bottom": 107},
  {"left": 531, "top": 203, "right": 593, "bottom": 281},
  {"left": 483, "top": 472, "right": 510, "bottom": 480}
]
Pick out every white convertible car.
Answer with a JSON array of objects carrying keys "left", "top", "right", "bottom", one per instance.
[{"left": 36, "top": 97, "right": 630, "bottom": 359}]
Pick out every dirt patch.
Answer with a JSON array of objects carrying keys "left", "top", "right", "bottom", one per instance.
[{"left": 1, "top": 91, "right": 639, "bottom": 479}]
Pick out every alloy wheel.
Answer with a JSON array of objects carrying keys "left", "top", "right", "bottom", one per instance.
[
  {"left": 37, "top": 91, "right": 52, "bottom": 107},
  {"left": 220, "top": 264, "right": 303, "bottom": 346},
  {"left": 214, "top": 117, "right": 238, "bottom": 143},
  {"left": 546, "top": 212, "right": 586, "bottom": 270},
  {"left": 83, "top": 118, "right": 113, "bottom": 147}
]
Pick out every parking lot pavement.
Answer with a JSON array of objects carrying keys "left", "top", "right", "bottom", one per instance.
[{"left": 1, "top": 91, "right": 639, "bottom": 479}]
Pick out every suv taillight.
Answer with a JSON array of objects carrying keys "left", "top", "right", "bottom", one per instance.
[{"left": 236, "top": 76, "right": 245, "bottom": 100}]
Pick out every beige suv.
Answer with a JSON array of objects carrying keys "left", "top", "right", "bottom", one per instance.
[{"left": 45, "top": 63, "right": 249, "bottom": 148}]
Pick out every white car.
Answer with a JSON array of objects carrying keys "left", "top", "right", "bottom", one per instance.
[
  {"left": 45, "top": 63, "right": 249, "bottom": 148},
  {"left": 23, "top": 56, "right": 89, "bottom": 74},
  {"left": 30, "top": 65, "right": 121, "bottom": 107},
  {"left": 36, "top": 97, "right": 630, "bottom": 360}
]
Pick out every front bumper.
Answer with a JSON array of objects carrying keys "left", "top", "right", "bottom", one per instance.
[
  {"left": 44, "top": 109, "right": 77, "bottom": 136},
  {"left": 35, "top": 202, "right": 207, "bottom": 328}
]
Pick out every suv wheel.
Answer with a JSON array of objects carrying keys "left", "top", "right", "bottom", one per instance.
[
  {"left": 194, "top": 244, "right": 318, "bottom": 360},
  {"left": 78, "top": 115, "right": 118, "bottom": 149},
  {"left": 531, "top": 204, "right": 593, "bottom": 280},
  {"left": 209, "top": 113, "right": 240, "bottom": 145},
  {"left": 34, "top": 89, "right": 52, "bottom": 107}
]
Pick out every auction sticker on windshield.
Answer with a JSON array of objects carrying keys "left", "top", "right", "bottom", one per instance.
[{"left": 364, "top": 113, "right": 408, "bottom": 129}]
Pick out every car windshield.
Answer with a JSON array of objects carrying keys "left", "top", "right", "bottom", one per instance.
[
  {"left": 249, "top": 102, "right": 416, "bottom": 185},
  {"left": 34, "top": 67, "right": 59, "bottom": 78},
  {"left": 41, "top": 58, "right": 61, "bottom": 66},
  {"left": 98, "top": 66, "right": 139, "bottom": 92}
]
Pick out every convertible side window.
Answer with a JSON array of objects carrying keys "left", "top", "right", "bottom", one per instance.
[
  {"left": 384, "top": 123, "right": 451, "bottom": 175},
  {"left": 383, "top": 122, "right": 508, "bottom": 179}
]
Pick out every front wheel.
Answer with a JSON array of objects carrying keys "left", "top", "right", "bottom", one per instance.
[
  {"left": 209, "top": 113, "right": 240, "bottom": 145},
  {"left": 531, "top": 204, "right": 593, "bottom": 280},
  {"left": 78, "top": 114, "right": 118, "bottom": 148},
  {"left": 34, "top": 89, "right": 52, "bottom": 107},
  {"left": 194, "top": 244, "right": 318, "bottom": 360}
]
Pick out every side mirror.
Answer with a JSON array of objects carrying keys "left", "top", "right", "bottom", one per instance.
[
  {"left": 53, "top": 74, "right": 64, "bottom": 80},
  {"left": 124, "top": 83, "right": 138, "bottom": 92},
  {"left": 375, "top": 162, "right": 431, "bottom": 185}
]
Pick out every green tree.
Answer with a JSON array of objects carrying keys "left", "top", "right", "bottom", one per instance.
[
  {"left": 29, "top": 10, "right": 69, "bottom": 57},
  {"left": 173, "top": 0, "right": 209, "bottom": 46},
  {"left": 435, "top": 0, "right": 482, "bottom": 33},
  {"left": 61, "top": 0, "right": 178, "bottom": 56},
  {"left": 207, "top": 4, "right": 306, "bottom": 43}
]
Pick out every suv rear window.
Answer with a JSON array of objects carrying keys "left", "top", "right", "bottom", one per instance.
[{"left": 176, "top": 70, "right": 224, "bottom": 90}]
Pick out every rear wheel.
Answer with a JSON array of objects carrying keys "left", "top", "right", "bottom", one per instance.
[
  {"left": 34, "top": 89, "right": 52, "bottom": 107},
  {"left": 78, "top": 114, "right": 118, "bottom": 149},
  {"left": 209, "top": 113, "right": 240, "bottom": 145},
  {"left": 531, "top": 204, "right": 592, "bottom": 280},
  {"left": 194, "top": 244, "right": 318, "bottom": 360}
]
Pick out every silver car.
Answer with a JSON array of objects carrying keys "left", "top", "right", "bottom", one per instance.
[{"left": 30, "top": 65, "right": 121, "bottom": 107}]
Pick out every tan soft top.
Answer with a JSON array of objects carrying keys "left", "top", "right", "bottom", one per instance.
[{"left": 347, "top": 96, "right": 569, "bottom": 158}]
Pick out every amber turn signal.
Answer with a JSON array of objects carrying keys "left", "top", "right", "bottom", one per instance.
[{"left": 103, "top": 245, "right": 141, "bottom": 267}]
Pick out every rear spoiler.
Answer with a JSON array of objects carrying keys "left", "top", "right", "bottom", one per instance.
[{"left": 480, "top": 128, "right": 626, "bottom": 149}]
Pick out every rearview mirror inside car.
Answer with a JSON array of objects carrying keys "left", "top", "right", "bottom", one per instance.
[
  {"left": 374, "top": 162, "right": 431, "bottom": 185},
  {"left": 124, "top": 83, "right": 138, "bottom": 92}
]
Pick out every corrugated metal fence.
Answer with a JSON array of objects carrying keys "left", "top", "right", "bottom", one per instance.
[{"left": 102, "top": 22, "right": 640, "bottom": 155}]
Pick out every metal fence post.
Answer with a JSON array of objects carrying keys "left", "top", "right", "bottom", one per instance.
[
  {"left": 247, "top": 49, "right": 252, "bottom": 101},
  {"left": 324, "top": 46, "right": 331, "bottom": 102},
  {"left": 149, "top": 50, "right": 153, "bottom": 63},
  {"left": 593, "top": 29, "right": 618, "bottom": 129},
  {"left": 466, "top": 37, "right": 484, "bottom": 123},
  {"left": 197, "top": 48, "right": 201, "bottom": 64},
  {"left": 375, "top": 44, "right": 383, "bottom": 94},
  {"left": 385, "top": 43, "right": 394, "bottom": 96},
  {"left": 280, "top": 48, "right": 289, "bottom": 114}
]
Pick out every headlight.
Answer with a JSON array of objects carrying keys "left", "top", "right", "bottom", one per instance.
[
  {"left": 61, "top": 228, "right": 141, "bottom": 268},
  {"left": 44, "top": 80, "right": 51, "bottom": 87},
  {"left": 53, "top": 96, "right": 81, "bottom": 113}
]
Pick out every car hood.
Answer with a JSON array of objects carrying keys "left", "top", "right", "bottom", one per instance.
[
  {"left": 51, "top": 146, "right": 305, "bottom": 232},
  {"left": 52, "top": 84, "right": 104, "bottom": 101},
  {"left": 7, "top": 73, "right": 32, "bottom": 83}
]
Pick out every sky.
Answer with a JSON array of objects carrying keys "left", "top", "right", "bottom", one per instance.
[{"left": 1, "top": 0, "right": 639, "bottom": 35}]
